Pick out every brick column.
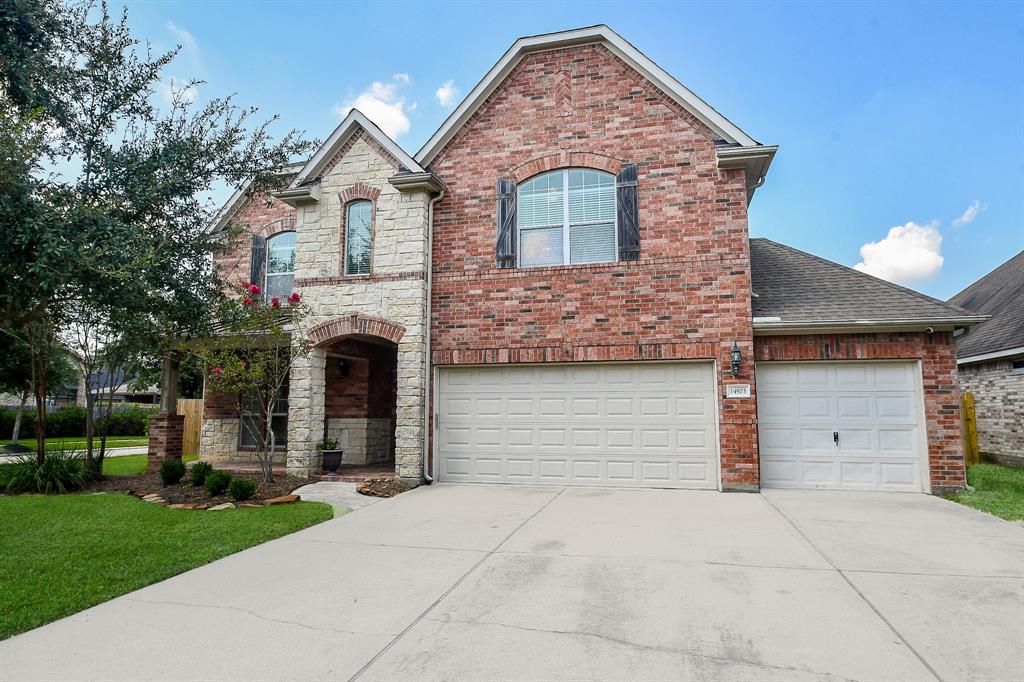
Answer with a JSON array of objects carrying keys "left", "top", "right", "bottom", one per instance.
[
  {"left": 148, "top": 413, "right": 186, "bottom": 472},
  {"left": 148, "top": 355, "right": 183, "bottom": 472}
]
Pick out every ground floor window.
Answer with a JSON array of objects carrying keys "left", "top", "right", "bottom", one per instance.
[{"left": 239, "top": 387, "right": 288, "bottom": 450}]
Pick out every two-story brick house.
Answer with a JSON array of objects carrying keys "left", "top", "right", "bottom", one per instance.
[{"left": 193, "top": 26, "right": 983, "bottom": 494}]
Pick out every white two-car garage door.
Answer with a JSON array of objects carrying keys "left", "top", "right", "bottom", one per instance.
[
  {"left": 756, "top": 361, "right": 926, "bottom": 492},
  {"left": 437, "top": 362, "right": 719, "bottom": 489}
]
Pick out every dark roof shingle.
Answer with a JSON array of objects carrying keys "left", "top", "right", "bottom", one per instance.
[
  {"left": 750, "top": 238, "right": 978, "bottom": 325},
  {"left": 947, "top": 251, "right": 1024, "bottom": 359}
]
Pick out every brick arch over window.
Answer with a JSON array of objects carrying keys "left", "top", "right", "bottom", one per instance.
[
  {"left": 508, "top": 151, "right": 624, "bottom": 184},
  {"left": 308, "top": 314, "right": 406, "bottom": 347},
  {"left": 252, "top": 216, "right": 296, "bottom": 239},
  {"left": 340, "top": 182, "right": 381, "bottom": 204}
]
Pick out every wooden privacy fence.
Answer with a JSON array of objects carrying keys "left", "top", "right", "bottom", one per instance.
[
  {"left": 177, "top": 399, "right": 203, "bottom": 456},
  {"left": 961, "top": 392, "right": 980, "bottom": 466}
]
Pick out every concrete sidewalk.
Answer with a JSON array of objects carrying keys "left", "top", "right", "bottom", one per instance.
[{"left": 0, "top": 485, "right": 1021, "bottom": 681}]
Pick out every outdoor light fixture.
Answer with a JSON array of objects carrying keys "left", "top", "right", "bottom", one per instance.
[{"left": 730, "top": 343, "right": 742, "bottom": 376}]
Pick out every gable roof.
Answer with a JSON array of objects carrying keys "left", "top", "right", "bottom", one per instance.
[
  {"left": 415, "top": 25, "right": 768, "bottom": 167},
  {"left": 947, "top": 251, "right": 1024, "bottom": 361},
  {"left": 289, "top": 109, "right": 424, "bottom": 189},
  {"left": 749, "top": 238, "right": 986, "bottom": 333}
]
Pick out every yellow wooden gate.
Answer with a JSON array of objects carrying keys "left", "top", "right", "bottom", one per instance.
[
  {"left": 177, "top": 399, "right": 203, "bottom": 456},
  {"left": 961, "top": 392, "right": 979, "bottom": 466}
]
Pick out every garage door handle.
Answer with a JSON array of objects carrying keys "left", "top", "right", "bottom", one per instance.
[{"left": 833, "top": 431, "right": 840, "bottom": 447}]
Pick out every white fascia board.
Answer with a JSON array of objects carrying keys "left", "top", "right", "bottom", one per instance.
[
  {"left": 957, "top": 345, "right": 1024, "bottom": 365},
  {"left": 752, "top": 316, "right": 989, "bottom": 335},
  {"left": 290, "top": 109, "right": 423, "bottom": 189},
  {"left": 415, "top": 25, "right": 761, "bottom": 166}
]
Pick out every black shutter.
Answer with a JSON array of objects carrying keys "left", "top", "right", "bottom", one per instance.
[
  {"left": 249, "top": 235, "right": 266, "bottom": 285},
  {"left": 496, "top": 178, "right": 517, "bottom": 268},
  {"left": 616, "top": 164, "right": 640, "bottom": 261}
]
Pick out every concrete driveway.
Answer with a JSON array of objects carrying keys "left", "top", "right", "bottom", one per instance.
[{"left": 1, "top": 485, "right": 1021, "bottom": 681}]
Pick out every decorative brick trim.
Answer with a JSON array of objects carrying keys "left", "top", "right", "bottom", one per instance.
[
  {"left": 339, "top": 196, "right": 377, "bottom": 277},
  {"left": 340, "top": 182, "right": 381, "bottom": 204},
  {"left": 256, "top": 217, "right": 296, "bottom": 239},
  {"left": 296, "top": 272, "right": 425, "bottom": 286},
  {"left": 433, "top": 342, "right": 718, "bottom": 366},
  {"left": 319, "top": 128, "right": 402, "bottom": 181},
  {"left": 508, "top": 150, "right": 623, "bottom": 184},
  {"left": 309, "top": 314, "right": 406, "bottom": 346}
]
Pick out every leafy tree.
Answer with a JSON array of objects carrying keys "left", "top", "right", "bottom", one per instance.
[
  {"left": 0, "top": 0, "right": 313, "bottom": 464},
  {"left": 197, "top": 286, "right": 309, "bottom": 483}
]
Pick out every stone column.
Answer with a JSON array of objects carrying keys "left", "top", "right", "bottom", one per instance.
[
  {"left": 394, "top": 341, "right": 425, "bottom": 481},
  {"left": 286, "top": 347, "right": 326, "bottom": 478},
  {"left": 147, "top": 355, "right": 184, "bottom": 472}
]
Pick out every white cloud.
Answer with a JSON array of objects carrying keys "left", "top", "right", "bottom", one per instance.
[
  {"left": 854, "top": 220, "right": 944, "bottom": 284},
  {"left": 166, "top": 21, "right": 200, "bottom": 65},
  {"left": 333, "top": 74, "right": 412, "bottom": 139},
  {"left": 952, "top": 200, "right": 983, "bottom": 227},
  {"left": 435, "top": 79, "right": 460, "bottom": 107}
]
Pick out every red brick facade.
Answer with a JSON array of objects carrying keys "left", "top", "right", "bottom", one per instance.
[
  {"left": 428, "top": 43, "right": 760, "bottom": 489},
  {"left": 323, "top": 339, "right": 398, "bottom": 421},
  {"left": 754, "top": 332, "right": 966, "bottom": 493},
  {"left": 214, "top": 191, "right": 297, "bottom": 287},
  {"left": 147, "top": 413, "right": 186, "bottom": 472}
]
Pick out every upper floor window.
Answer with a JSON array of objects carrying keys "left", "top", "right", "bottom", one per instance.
[
  {"left": 265, "top": 231, "right": 296, "bottom": 300},
  {"left": 518, "top": 169, "right": 616, "bottom": 268},
  {"left": 345, "top": 200, "right": 373, "bottom": 275}
]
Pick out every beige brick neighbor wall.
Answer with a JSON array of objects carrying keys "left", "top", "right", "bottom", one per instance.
[{"left": 959, "top": 359, "right": 1024, "bottom": 467}]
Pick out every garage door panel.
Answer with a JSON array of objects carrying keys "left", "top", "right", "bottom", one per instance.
[
  {"left": 438, "top": 362, "right": 718, "bottom": 489},
  {"left": 757, "top": 362, "right": 923, "bottom": 492}
]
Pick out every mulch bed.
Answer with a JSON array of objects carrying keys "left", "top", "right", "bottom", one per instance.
[
  {"left": 86, "top": 470, "right": 307, "bottom": 506},
  {"left": 356, "top": 476, "right": 415, "bottom": 498}
]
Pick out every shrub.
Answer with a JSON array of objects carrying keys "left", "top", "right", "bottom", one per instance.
[
  {"left": 99, "top": 404, "right": 158, "bottom": 436},
  {"left": 5, "top": 451, "right": 87, "bottom": 494},
  {"left": 0, "top": 407, "right": 37, "bottom": 439},
  {"left": 204, "top": 470, "right": 232, "bottom": 496},
  {"left": 44, "top": 405, "right": 87, "bottom": 437},
  {"left": 190, "top": 461, "right": 214, "bottom": 486},
  {"left": 158, "top": 458, "right": 186, "bottom": 485},
  {"left": 229, "top": 478, "right": 257, "bottom": 501}
]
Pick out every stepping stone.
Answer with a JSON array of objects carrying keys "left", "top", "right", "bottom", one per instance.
[
  {"left": 207, "top": 502, "right": 235, "bottom": 511},
  {"left": 264, "top": 494, "right": 299, "bottom": 506}
]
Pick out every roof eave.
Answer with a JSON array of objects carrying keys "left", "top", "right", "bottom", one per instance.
[
  {"left": 956, "top": 345, "right": 1024, "bottom": 365},
  {"left": 388, "top": 171, "right": 446, "bottom": 195},
  {"left": 415, "top": 24, "right": 763, "bottom": 166},
  {"left": 752, "top": 316, "right": 989, "bottom": 336},
  {"left": 717, "top": 145, "right": 778, "bottom": 203},
  {"left": 271, "top": 185, "right": 320, "bottom": 208}
]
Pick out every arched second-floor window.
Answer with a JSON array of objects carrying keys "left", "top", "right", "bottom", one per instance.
[
  {"left": 345, "top": 200, "right": 373, "bottom": 276},
  {"left": 518, "top": 168, "right": 616, "bottom": 267},
  {"left": 264, "top": 231, "right": 296, "bottom": 300}
]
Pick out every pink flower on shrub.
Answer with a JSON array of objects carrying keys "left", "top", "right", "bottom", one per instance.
[
  {"left": 244, "top": 297, "right": 253, "bottom": 306},
  {"left": 270, "top": 296, "right": 281, "bottom": 308},
  {"left": 288, "top": 292, "right": 301, "bottom": 304},
  {"left": 213, "top": 367, "right": 223, "bottom": 376},
  {"left": 248, "top": 284, "right": 261, "bottom": 295}
]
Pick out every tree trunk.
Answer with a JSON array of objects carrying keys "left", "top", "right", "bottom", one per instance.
[
  {"left": 11, "top": 393, "right": 27, "bottom": 445},
  {"left": 31, "top": 342, "right": 49, "bottom": 465}
]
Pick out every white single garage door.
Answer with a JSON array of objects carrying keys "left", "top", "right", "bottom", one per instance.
[
  {"left": 437, "top": 362, "right": 719, "bottom": 489},
  {"left": 756, "top": 361, "right": 926, "bottom": 491}
]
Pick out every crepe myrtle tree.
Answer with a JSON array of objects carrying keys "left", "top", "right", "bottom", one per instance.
[{"left": 196, "top": 285, "right": 309, "bottom": 483}]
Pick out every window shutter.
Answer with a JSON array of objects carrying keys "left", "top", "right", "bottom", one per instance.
[
  {"left": 616, "top": 164, "right": 640, "bottom": 261},
  {"left": 496, "top": 178, "right": 517, "bottom": 268},
  {"left": 249, "top": 235, "right": 266, "bottom": 285}
]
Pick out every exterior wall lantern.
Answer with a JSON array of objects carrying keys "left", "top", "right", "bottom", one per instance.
[{"left": 730, "top": 343, "right": 742, "bottom": 376}]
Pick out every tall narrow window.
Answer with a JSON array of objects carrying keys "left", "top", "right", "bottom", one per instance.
[
  {"left": 345, "top": 200, "right": 373, "bottom": 275},
  {"left": 518, "top": 169, "right": 616, "bottom": 267},
  {"left": 264, "top": 231, "right": 296, "bottom": 300}
]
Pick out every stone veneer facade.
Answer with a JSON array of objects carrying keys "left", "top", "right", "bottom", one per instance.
[
  {"left": 958, "top": 358, "right": 1024, "bottom": 467},
  {"left": 202, "top": 130, "right": 432, "bottom": 480}
]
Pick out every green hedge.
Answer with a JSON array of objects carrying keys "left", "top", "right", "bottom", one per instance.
[{"left": 0, "top": 404, "right": 158, "bottom": 439}]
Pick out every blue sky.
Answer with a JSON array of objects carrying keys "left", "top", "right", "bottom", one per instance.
[{"left": 118, "top": 0, "right": 1023, "bottom": 300}]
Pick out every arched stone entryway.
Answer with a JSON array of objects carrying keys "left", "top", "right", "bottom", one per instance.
[{"left": 286, "top": 315, "right": 424, "bottom": 481}]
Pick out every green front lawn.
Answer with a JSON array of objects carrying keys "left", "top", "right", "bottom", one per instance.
[
  {"left": 0, "top": 493, "right": 332, "bottom": 639},
  {"left": 950, "top": 464, "right": 1024, "bottom": 522},
  {"left": 1, "top": 436, "right": 149, "bottom": 452},
  {"left": 0, "top": 453, "right": 197, "bottom": 487}
]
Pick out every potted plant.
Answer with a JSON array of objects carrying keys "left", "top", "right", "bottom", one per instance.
[{"left": 317, "top": 438, "right": 343, "bottom": 473}]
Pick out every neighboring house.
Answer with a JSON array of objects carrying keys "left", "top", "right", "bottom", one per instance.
[
  {"left": 76, "top": 368, "right": 159, "bottom": 406},
  {"left": 188, "top": 25, "right": 984, "bottom": 494},
  {"left": 948, "top": 251, "right": 1024, "bottom": 467}
]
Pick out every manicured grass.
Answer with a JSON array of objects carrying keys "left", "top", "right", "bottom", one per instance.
[
  {"left": 950, "top": 464, "right": 1024, "bottom": 522},
  {"left": 102, "top": 453, "right": 198, "bottom": 477},
  {"left": 1, "top": 436, "right": 149, "bottom": 451},
  {"left": 0, "top": 493, "right": 333, "bottom": 639}
]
